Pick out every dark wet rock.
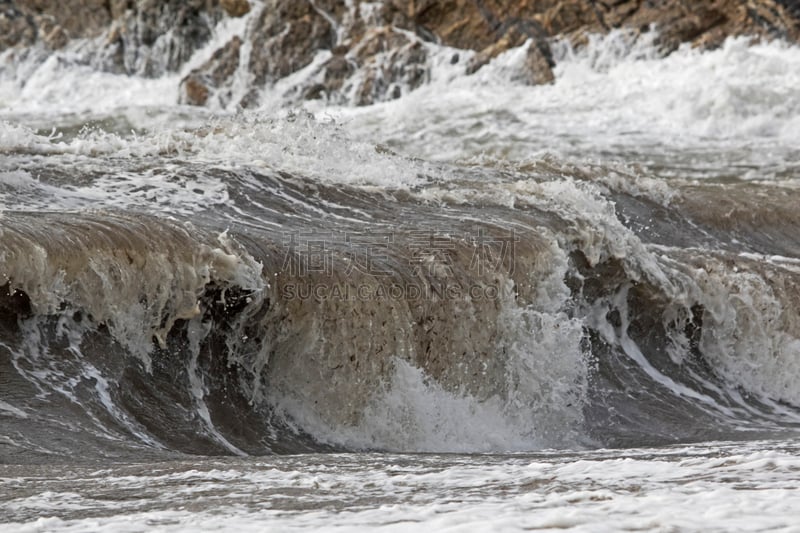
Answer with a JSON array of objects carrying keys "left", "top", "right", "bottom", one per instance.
[
  {"left": 238, "top": 0, "right": 378, "bottom": 107},
  {"left": 384, "top": 0, "right": 799, "bottom": 54},
  {"left": 179, "top": 36, "right": 242, "bottom": 107},
  {"left": 320, "top": 52, "right": 356, "bottom": 93},
  {"left": 3, "top": 0, "right": 223, "bottom": 76},
  {"left": 219, "top": 0, "right": 800, "bottom": 106},
  {"left": 295, "top": 47, "right": 353, "bottom": 101},
  {"left": 521, "top": 39, "right": 555, "bottom": 85},
  {"left": 12, "top": 0, "right": 112, "bottom": 40},
  {"left": 596, "top": 0, "right": 800, "bottom": 51},
  {"left": 248, "top": 1, "right": 336, "bottom": 86},
  {"left": 287, "top": 27, "right": 428, "bottom": 105},
  {"left": 351, "top": 27, "right": 429, "bottom": 105},
  {"left": 98, "top": 0, "right": 224, "bottom": 77},
  {"left": 240, "top": 8, "right": 333, "bottom": 106},
  {"left": 0, "top": 3, "right": 37, "bottom": 49}
]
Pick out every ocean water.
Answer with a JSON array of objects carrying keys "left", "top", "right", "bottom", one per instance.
[{"left": 2, "top": 7, "right": 800, "bottom": 532}]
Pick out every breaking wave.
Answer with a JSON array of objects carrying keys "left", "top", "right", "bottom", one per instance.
[{"left": 2, "top": 15, "right": 800, "bottom": 460}]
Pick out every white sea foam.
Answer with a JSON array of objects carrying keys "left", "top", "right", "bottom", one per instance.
[
  {"left": 688, "top": 258, "right": 800, "bottom": 408},
  {"left": 4, "top": 442, "right": 800, "bottom": 532},
  {"left": 0, "top": 399, "right": 28, "bottom": 419},
  {"left": 0, "top": 113, "right": 431, "bottom": 194},
  {"left": 3, "top": 26, "right": 799, "bottom": 180},
  {"left": 2, "top": 30, "right": 799, "bottom": 192},
  {"left": 317, "top": 33, "right": 800, "bottom": 179}
]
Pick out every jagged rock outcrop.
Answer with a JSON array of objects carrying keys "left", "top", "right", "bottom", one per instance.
[
  {"left": 179, "top": 0, "right": 800, "bottom": 107},
  {"left": 181, "top": 3, "right": 432, "bottom": 107},
  {"left": 2, "top": 0, "right": 800, "bottom": 107}
]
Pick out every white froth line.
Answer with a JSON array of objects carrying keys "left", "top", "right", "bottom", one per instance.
[
  {"left": 0, "top": 399, "right": 28, "bottom": 419},
  {"left": 739, "top": 252, "right": 800, "bottom": 265}
]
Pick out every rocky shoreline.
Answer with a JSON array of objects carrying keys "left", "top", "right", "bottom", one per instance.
[{"left": 2, "top": 0, "right": 800, "bottom": 108}]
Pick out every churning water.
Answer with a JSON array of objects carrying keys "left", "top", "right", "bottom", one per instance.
[{"left": 2, "top": 7, "right": 800, "bottom": 531}]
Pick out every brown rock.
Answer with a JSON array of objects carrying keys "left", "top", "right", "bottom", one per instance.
[
  {"left": 354, "top": 25, "right": 412, "bottom": 61},
  {"left": 405, "top": 0, "right": 503, "bottom": 50},
  {"left": 179, "top": 35, "right": 242, "bottom": 107},
  {"left": 220, "top": 0, "right": 250, "bottom": 18},
  {"left": 396, "top": 0, "right": 800, "bottom": 56},
  {"left": 465, "top": 23, "right": 554, "bottom": 85},
  {"left": 182, "top": 76, "right": 211, "bottom": 106}
]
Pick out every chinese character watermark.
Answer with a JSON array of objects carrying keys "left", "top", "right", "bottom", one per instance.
[{"left": 278, "top": 227, "right": 518, "bottom": 301}]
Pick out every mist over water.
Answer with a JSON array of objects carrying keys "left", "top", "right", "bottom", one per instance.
[{"left": 2, "top": 7, "right": 800, "bottom": 530}]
